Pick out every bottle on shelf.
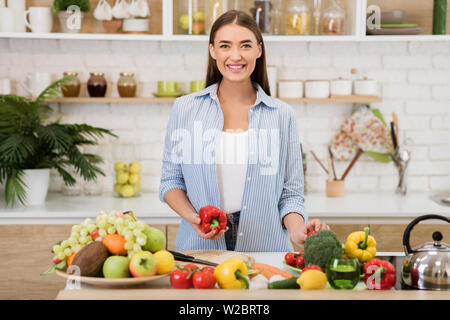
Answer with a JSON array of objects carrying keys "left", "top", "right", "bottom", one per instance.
[
  {"left": 61, "top": 72, "right": 81, "bottom": 98},
  {"left": 249, "top": 0, "right": 273, "bottom": 34},
  {"left": 206, "top": 0, "right": 227, "bottom": 34}
]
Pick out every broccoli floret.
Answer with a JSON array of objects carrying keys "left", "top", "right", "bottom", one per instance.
[{"left": 304, "top": 229, "right": 344, "bottom": 271}]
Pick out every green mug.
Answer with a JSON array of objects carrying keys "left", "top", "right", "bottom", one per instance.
[
  {"left": 190, "top": 80, "right": 206, "bottom": 93},
  {"left": 158, "top": 81, "right": 180, "bottom": 94}
]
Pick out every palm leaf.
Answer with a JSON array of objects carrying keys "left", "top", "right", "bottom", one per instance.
[
  {"left": 5, "top": 169, "right": 27, "bottom": 207},
  {"left": 35, "top": 124, "right": 73, "bottom": 152},
  {"left": 0, "top": 135, "right": 36, "bottom": 165}
]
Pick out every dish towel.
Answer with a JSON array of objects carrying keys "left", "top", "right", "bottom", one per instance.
[{"left": 330, "top": 106, "right": 393, "bottom": 162}]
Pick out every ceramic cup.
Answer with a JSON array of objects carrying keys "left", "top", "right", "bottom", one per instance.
[
  {"left": 158, "top": 80, "right": 180, "bottom": 94},
  {"left": 8, "top": 0, "right": 26, "bottom": 32},
  {"left": 0, "top": 79, "right": 12, "bottom": 95},
  {"left": 0, "top": 7, "right": 15, "bottom": 32},
  {"left": 278, "top": 80, "right": 303, "bottom": 99},
  {"left": 24, "top": 7, "right": 53, "bottom": 33},
  {"left": 190, "top": 80, "right": 206, "bottom": 93},
  {"left": 20, "top": 72, "right": 53, "bottom": 98}
]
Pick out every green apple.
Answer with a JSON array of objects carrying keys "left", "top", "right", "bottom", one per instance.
[
  {"left": 103, "top": 256, "right": 130, "bottom": 278},
  {"left": 129, "top": 251, "right": 157, "bottom": 277},
  {"left": 128, "top": 173, "right": 140, "bottom": 185},
  {"left": 116, "top": 170, "right": 129, "bottom": 185},
  {"left": 114, "top": 161, "right": 127, "bottom": 172},
  {"left": 114, "top": 183, "right": 122, "bottom": 195},
  {"left": 142, "top": 225, "right": 166, "bottom": 253},
  {"left": 179, "top": 14, "right": 190, "bottom": 30},
  {"left": 128, "top": 162, "right": 142, "bottom": 174}
]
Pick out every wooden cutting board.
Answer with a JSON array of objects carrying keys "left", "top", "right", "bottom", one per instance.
[{"left": 176, "top": 250, "right": 255, "bottom": 267}]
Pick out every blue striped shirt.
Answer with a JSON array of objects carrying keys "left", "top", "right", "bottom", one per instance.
[{"left": 159, "top": 82, "right": 307, "bottom": 252}]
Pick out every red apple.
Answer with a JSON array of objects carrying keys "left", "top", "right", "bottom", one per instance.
[{"left": 129, "top": 251, "right": 158, "bottom": 277}]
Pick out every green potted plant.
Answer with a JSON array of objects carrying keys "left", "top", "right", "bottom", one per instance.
[
  {"left": 53, "top": 0, "right": 91, "bottom": 33},
  {"left": 0, "top": 78, "right": 117, "bottom": 207}
]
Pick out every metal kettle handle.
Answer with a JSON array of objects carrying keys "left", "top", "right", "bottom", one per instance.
[{"left": 403, "top": 214, "right": 450, "bottom": 255}]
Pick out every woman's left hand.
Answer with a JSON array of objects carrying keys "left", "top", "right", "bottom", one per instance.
[{"left": 289, "top": 219, "right": 330, "bottom": 247}]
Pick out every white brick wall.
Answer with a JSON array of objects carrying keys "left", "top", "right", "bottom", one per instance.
[{"left": 2, "top": 39, "right": 450, "bottom": 194}]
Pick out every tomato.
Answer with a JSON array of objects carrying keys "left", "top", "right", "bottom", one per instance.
[
  {"left": 192, "top": 270, "right": 216, "bottom": 289},
  {"left": 52, "top": 256, "right": 62, "bottom": 264},
  {"left": 303, "top": 265, "right": 323, "bottom": 273},
  {"left": 201, "top": 266, "right": 215, "bottom": 274},
  {"left": 284, "top": 252, "right": 296, "bottom": 266},
  {"left": 90, "top": 229, "right": 99, "bottom": 239},
  {"left": 170, "top": 269, "right": 193, "bottom": 289},
  {"left": 184, "top": 263, "right": 199, "bottom": 271},
  {"left": 306, "top": 230, "right": 318, "bottom": 239},
  {"left": 298, "top": 250, "right": 304, "bottom": 256},
  {"left": 295, "top": 255, "right": 305, "bottom": 269}
]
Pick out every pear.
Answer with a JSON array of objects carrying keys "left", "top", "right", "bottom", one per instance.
[{"left": 142, "top": 225, "right": 166, "bottom": 253}]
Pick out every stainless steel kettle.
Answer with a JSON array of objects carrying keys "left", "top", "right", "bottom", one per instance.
[{"left": 402, "top": 214, "right": 450, "bottom": 290}]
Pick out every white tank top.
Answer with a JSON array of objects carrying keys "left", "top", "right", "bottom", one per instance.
[{"left": 215, "top": 130, "right": 249, "bottom": 214}]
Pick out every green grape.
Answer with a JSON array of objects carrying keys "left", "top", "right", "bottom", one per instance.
[
  {"left": 68, "top": 237, "right": 78, "bottom": 247},
  {"left": 124, "top": 242, "right": 133, "bottom": 250},
  {"left": 107, "top": 215, "right": 116, "bottom": 224},
  {"left": 127, "top": 251, "right": 135, "bottom": 258},
  {"left": 53, "top": 244, "right": 62, "bottom": 254},
  {"left": 116, "top": 217, "right": 124, "bottom": 226},
  {"left": 133, "top": 229, "right": 141, "bottom": 237},
  {"left": 87, "top": 224, "right": 96, "bottom": 233},
  {"left": 60, "top": 240, "right": 69, "bottom": 248},
  {"left": 79, "top": 236, "right": 88, "bottom": 244},
  {"left": 128, "top": 222, "right": 136, "bottom": 229},
  {"left": 97, "top": 219, "right": 107, "bottom": 228},
  {"left": 72, "top": 244, "right": 82, "bottom": 253},
  {"left": 116, "top": 225, "right": 124, "bottom": 233},
  {"left": 99, "top": 229, "right": 107, "bottom": 237},
  {"left": 133, "top": 243, "right": 141, "bottom": 252},
  {"left": 80, "top": 229, "right": 88, "bottom": 237},
  {"left": 125, "top": 232, "right": 134, "bottom": 241},
  {"left": 84, "top": 218, "right": 93, "bottom": 225},
  {"left": 136, "top": 236, "right": 146, "bottom": 245},
  {"left": 72, "top": 224, "right": 82, "bottom": 233},
  {"left": 57, "top": 252, "right": 66, "bottom": 260},
  {"left": 135, "top": 221, "right": 145, "bottom": 230},
  {"left": 64, "top": 248, "right": 72, "bottom": 256},
  {"left": 107, "top": 227, "right": 116, "bottom": 234}
]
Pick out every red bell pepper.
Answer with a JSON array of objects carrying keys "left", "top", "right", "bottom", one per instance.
[
  {"left": 363, "top": 258, "right": 396, "bottom": 290},
  {"left": 199, "top": 205, "right": 227, "bottom": 234}
]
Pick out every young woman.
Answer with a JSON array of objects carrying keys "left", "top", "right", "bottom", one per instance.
[{"left": 159, "top": 10, "right": 329, "bottom": 252}]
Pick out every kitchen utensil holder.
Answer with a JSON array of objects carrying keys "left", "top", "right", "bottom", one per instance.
[{"left": 326, "top": 179, "right": 345, "bottom": 198}]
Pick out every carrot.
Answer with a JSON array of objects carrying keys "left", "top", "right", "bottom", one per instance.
[{"left": 249, "top": 263, "right": 294, "bottom": 280}]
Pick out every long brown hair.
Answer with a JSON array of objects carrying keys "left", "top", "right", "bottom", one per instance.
[{"left": 205, "top": 10, "right": 271, "bottom": 96}]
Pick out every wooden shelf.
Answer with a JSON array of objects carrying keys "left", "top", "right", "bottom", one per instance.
[{"left": 47, "top": 95, "right": 382, "bottom": 104}]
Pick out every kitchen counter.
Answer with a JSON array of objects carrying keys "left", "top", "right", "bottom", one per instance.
[
  {"left": 55, "top": 252, "right": 450, "bottom": 300},
  {"left": 1, "top": 192, "right": 449, "bottom": 225}
]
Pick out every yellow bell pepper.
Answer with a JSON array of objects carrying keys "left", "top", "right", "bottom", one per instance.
[
  {"left": 213, "top": 257, "right": 249, "bottom": 289},
  {"left": 345, "top": 227, "right": 376, "bottom": 263}
]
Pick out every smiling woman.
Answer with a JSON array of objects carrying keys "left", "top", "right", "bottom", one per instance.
[{"left": 159, "top": 10, "right": 330, "bottom": 252}]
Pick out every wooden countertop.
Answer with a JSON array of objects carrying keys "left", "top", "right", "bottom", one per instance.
[{"left": 56, "top": 288, "right": 450, "bottom": 300}]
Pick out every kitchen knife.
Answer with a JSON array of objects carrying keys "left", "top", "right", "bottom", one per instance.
[{"left": 168, "top": 250, "right": 218, "bottom": 267}]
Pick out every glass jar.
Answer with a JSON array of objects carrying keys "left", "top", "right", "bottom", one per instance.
[
  {"left": 206, "top": 0, "right": 227, "bottom": 34},
  {"left": 176, "top": 0, "right": 206, "bottom": 35},
  {"left": 87, "top": 72, "right": 107, "bottom": 98},
  {"left": 250, "top": 0, "right": 273, "bottom": 34},
  {"left": 285, "top": 0, "right": 311, "bottom": 35},
  {"left": 117, "top": 72, "right": 137, "bottom": 98},
  {"left": 322, "top": 0, "right": 345, "bottom": 35},
  {"left": 61, "top": 72, "right": 81, "bottom": 97}
]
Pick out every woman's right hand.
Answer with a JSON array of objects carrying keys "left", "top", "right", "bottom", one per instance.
[{"left": 186, "top": 212, "right": 228, "bottom": 241}]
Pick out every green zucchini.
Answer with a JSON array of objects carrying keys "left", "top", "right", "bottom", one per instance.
[{"left": 268, "top": 277, "right": 300, "bottom": 289}]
